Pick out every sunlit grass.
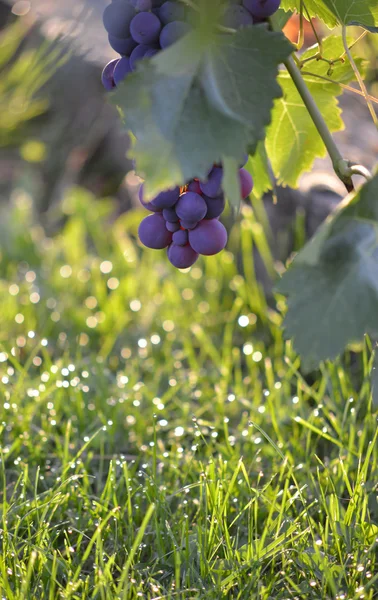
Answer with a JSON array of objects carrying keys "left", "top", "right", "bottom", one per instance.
[{"left": 0, "top": 188, "right": 376, "bottom": 599}]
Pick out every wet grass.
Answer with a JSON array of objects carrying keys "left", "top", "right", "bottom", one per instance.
[{"left": 0, "top": 188, "right": 376, "bottom": 599}]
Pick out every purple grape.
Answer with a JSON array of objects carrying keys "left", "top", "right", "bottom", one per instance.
[
  {"left": 138, "top": 184, "right": 162, "bottom": 212},
  {"left": 240, "top": 154, "right": 249, "bottom": 168},
  {"left": 132, "top": 0, "right": 153, "bottom": 10},
  {"left": 200, "top": 167, "right": 223, "bottom": 198},
  {"left": 138, "top": 213, "right": 172, "bottom": 249},
  {"left": 158, "top": 1, "right": 186, "bottom": 24},
  {"left": 243, "top": 0, "right": 281, "bottom": 18},
  {"left": 130, "top": 12, "right": 162, "bottom": 44},
  {"left": 167, "top": 244, "right": 199, "bottom": 269},
  {"left": 113, "top": 57, "right": 132, "bottom": 85},
  {"left": 144, "top": 48, "right": 159, "bottom": 57},
  {"left": 101, "top": 59, "right": 119, "bottom": 91},
  {"left": 166, "top": 221, "right": 180, "bottom": 233},
  {"left": 163, "top": 207, "right": 179, "bottom": 222},
  {"left": 172, "top": 229, "right": 188, "bottom": 246},
  {"left": 176, "top": 192, "right": 208, "bottom": 222},
  {"left": 103, "top": 1, "right": 136, "bottom": 38},
  {"left": 149, "top": 187, "right": 180, "bottom": 209},
  {"left": 239, "top": 169, "right": 254, "bottom": 198},
  {"left": 160, "top": 21, "right": 191, "bottom": 49},
  {"left": 130, "top": 44, "right": 156, "bottom": 69},
  {"left": 180, "top": 220, "right": 198, "bottom": 230},
  {"left": 187, "top": 180, "right": 202, "bottom": 194},
  {"left": 203, "top": 194, "right": 226, "bottom": 220},
  {"left": 108, "top": 34, "right": 137, "bottom": 56},
  {"left": 188, "top": 220, "right": 228, "bottom": 256},
  {"left": 223, "top": 5, "right": 254, "bottom": 28}
]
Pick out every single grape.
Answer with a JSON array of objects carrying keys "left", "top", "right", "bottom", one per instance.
[
  {"left": 240, "top": 154, "right": 249, "bottom": 168},
  {"left": 130, "top": 44, "right": 158, "bottom": 69},
  {"left": 163, "top": 207, "right": 179, "bottom": 222},
  {"left": 132, "top": 0, "right": 153, "bottom": 10},
  {"left": 113, "top": 57, "right": 132, "bottom": 85},
  {"left": 180, "top": 220, "right": 198, "bottom": 230},
  {"left": 144, "top": 48, "right": 159, "bottom": 57},
  {"left": 189, "top": 220, "right": 228, "bottom": 256},
  {"left": 139, "top": 213, "right": 173, "bottom": 249},
  {"left": 176, "top": 192, "right": 208, "bottom": 222},
  {"left": 160, "top": 21, "right": 191, "bottom": 49},
  {"left": 138, "top": 184, "right": 161, "bottom": 212},
  {"left": 149, "top": 187, "right": 180, "bottom": 209},
  {"left": 101, "top": 59, "right": 119, "bottom": 91},
  {"left": 172, "top": 229, "right": 188, "bottom": 246},
  {"left": 103, "top": 1, "right": 136, "bottom": 38},
  {"left": 130, "top": 12, "right": 162, "bottom": 44},
  {"left": 166, "top": 221, "right": 180, "bottom": 233},
  {"left": 108, "top": 34, "right": 137, "bottom": 56},
  {"left": 223, "top": 5, "right": 253, "bottom": 28},
  {"left": 187, "top": 180, "right": 202, "bottom": 194},
  {"left": 243, "top": 0, "right": 281, "bottom": 18},
  {"left": 158, "top": 1, "right": 186, "bottom": 24},
  {"left": 203, "top": 194, "right": 226, "bottom": 220},
  {"left": 239, "top": 168, "right": 254, "bottom": 198},
  {"left": 200, "top": 167, "right": 223, "bottom": 198},
  {"left": 168, "top": 244, "right": 199, "bottom": 269}
]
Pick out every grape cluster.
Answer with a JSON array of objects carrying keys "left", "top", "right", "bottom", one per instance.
[
  {"left": 101, "top": 0, "right": 282, "bottom": 91},
  {"left": 138, "top": 162, "right": 253, "bottom": 269},
  {"left": 102, "top": 0, "right": 281, "bottom": 268}
]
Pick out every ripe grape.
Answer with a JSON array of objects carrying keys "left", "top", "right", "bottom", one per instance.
[
  {"left": 139, "top": 184, "right": 161, "bottom": 212},
  {"left": 113, "top": 57, "right": 132, "bottom": 85},
  {"left": 200, "top": 167, "right": 223, "bottom": 198},
  {"left": 180, "top": 220, "right": 198, "bottom": 230},
  {"left": 189, "top": 220, "right": 227, "bottom": 256},
  {"left": 149, "top": 187, "right": 181, "bottom": 209},
  {"left": 176, "top": 192, "right": 207, "bottom": 222},
  {"left": 160, "top": 21, "right": 191, "bottom": 49},
  {"left": 103, "top": 1, "right": 136, "bottom": 38},
  {"left": 163, "top": 207, "right": 179, "bottom": 222},
  {"left": 131, "top": 0, "right": 153, "bottom": 10},
  {"left": 168, "top": 244, "right": 199, "bottom": 269},
  {"left": 144, "top": 48, "right": 159, "bottom": 57},
  {"left": 139, "top": 213, "right": 173, "bottom": 249},
  {"left": 101, "top": 59, "right": 119, "bottom": 91},
  {"left": 187, "top": 180, "right": 202, "bottom": 194},
  {"left": 108, "top": 35, "right": 137, "bottom": 56},
  {"left": 130, "top": 12, "right": 162, "bottom": 44},
  {"left": 239, "top": 168, "right": 254, "bottom": 198},
  {"left": 166, "top": 221, "right": 180, "bottom": 233},
  {"left": 223, "top": 5, "right": 254, "bottom": 28},
  {"left": 130, "top": 44, "right": 154, "bottom": 69},
  {"left": 203, "top": 194, "right": 226, "bottom": 220},
  {"left": 158, "top": 1, "right": 186, "bottom": 25},
  {"left": 243, "top": 0, "right": 281, "bottom": 18},
  {"left": 172, "top": 229, "right": 188, "bottom": 246}
]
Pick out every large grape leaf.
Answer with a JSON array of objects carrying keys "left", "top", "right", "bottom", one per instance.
[
  {"left": 266, "top": 36, "right": 366, "bottom": 187},
  {"left": 280, "top": 0, "right": 338, "bottom": 28},
  {"left": 281, "top": 0, "right": 378, "bottom": 31},
  {"left": 277, "top": 172, "right": 378, "bottom": 369},
  {"left": 112, "top": 12, "right": 292, "bottom": 199}
]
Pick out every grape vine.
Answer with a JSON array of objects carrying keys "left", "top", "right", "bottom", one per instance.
[{"left": 101, "top": 0, "right": 378, "bottom": 368}]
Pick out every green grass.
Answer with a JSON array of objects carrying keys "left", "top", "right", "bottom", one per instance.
[{"left": 0, "top": 187, "right": 376, "bottom": 599}]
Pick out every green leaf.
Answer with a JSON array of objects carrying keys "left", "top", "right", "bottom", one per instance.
[
  {"left": 112, "top": 20, "right": 292, "bottom": 198},
  {"left": 266, "top": 35, "right": 365, "bottom": 187},
  {"left": 277, "top": 172, "right": 378, "bottom": 369},
  {"left": 321, "top": 0, "right": 378, "bottom": 30},
  {"left": 281, "top": 0, "right": 378, "bottom": 31},
  {"left": 280, "top": 0, "right": 339, "bottom": 28},
  {"left": 248, "top": 142, "right": 272, "bottom": 199}
]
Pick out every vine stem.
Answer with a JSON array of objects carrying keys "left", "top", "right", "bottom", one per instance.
[
  {"left": 341, "top": 25, "right": 378, "bottom": 128},
  {"left": 283, "top": 55, "right": 354, "bottom": 191}
]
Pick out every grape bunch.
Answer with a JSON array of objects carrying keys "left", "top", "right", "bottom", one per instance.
[
  {"left": 138, "top": 162, "right": 253, "bottom": 269},
  {"left": 102, "top": 0, "right": 281, "bottom": 268},
  {"left": 101, "top": 0, "right": 282, "bottom": 91}
]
